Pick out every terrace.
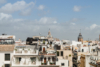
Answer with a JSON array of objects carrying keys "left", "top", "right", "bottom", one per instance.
[{"left": 14, "top": 45, "right": 38, "bottom": 55}]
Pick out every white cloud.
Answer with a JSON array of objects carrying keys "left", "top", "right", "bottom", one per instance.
[
  {"left": 53, "top": 21, "right": 57, "bottom": 24},
  {"left": 38, "top": 17, "right": 57, "bottom": 24},
  {"left": 66, "top": 18, "right": 84, "bottom": 24},
  {"left": 73, "top": 6, "right": 81, "bottom": 12},
  {"left": 0, "top": 13, "right": 99, "bottom": 41},
  {"left": 90, "top": 24, "right": 98, "bottom": 30},
  {"left": 38, "top": 5, "right": 45, "bottom": 10},
  {"left": 71, "top": 18, "right": 79, "bottom": 22},
  {"left": 39, "top": 17, "right": 48, "bottom": 24},
  {"left": 71, "top": 23, "right": 75, "bottom": 25},
  {"left": 0, "top": 0, "right": 6, "bottom": 4},
  {"left": 86, "top": 24, "right": 99, "bottom": 30},
  {"left": 19, "top": 9, "right": 32, "bottom": 16},
  {"left": 0, "top": 13, "right": 12, "bottom": 20},
  {"left": 0, "top": 1, "right": 35, "bottom": 14}
]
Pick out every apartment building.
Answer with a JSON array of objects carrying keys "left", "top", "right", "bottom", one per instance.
[
  {"left": 11, "top": 45, "right": 40, "bottom": 67},
  {"left": 76, "top": 43, "right": 100, "bottom": 67},
  {"left": 0, "top": 34, "right": 15, "bottom": 67},
  {"left": 26, "top": 36, "right": 48, "bottom": 45},
  {"left": 0, "top": 34, "right": 15, "bottom": 45}
]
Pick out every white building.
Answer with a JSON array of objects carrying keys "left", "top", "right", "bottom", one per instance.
[
  {"left": 11, "top": 45, "right": 40, "bottom": 67},
  {"left": 0, "top": 45, "right": 14, "bottom": 67}
]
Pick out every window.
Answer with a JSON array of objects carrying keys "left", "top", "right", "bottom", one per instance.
[
  {"left": 39, "top": 46, "right": 42, "bottom": 51},
  {"left": 61, "top": 51, "right": 63, "bottom": 56},
  {"left": 40, "top": 57, "right": 43, "bottom": 61},
  {"left": 63, "top": 42, "right": 66, "bottom": 45},
  {"left": 52, "top": 57, "right": 55, "bottom": 61},
  {"left": 93, "top": 49, "right": 95, "bottom": 52},
  {"left": 57, "top": 46, "right": 60, "bottom": 50},
  {"left": 19, "top": 57, "right": 21, "bottom": 62},
  {"left": 61, "top": 63, "right": 64, "bottom": 66},
  {"left": 30, "top": 57, "right": 36, "bottom": 62},
  {"left": 5, "top": 64, "right": 10, "bottom": 67},
  {"left": 66, "top": 56, "right": 68, "bottom": 59},
  {"left": 56, "top": 58, "right": 58, "bottom": 61},
  {"left": 68, "top": 61, "right": 69, "bottom": 66},
  {"left": 50, "top": 42, "right": 52, "bottom": 44},
  {"left": 5, "top": 54, "right": 10, "bottom": 61},
  {"left": 57, "top": 51, "right": 59, "bottom": 56},
  {"left": 54, "top": 45, "right": 61, "bottom": 50},
  {"left": 82, "top": 49, "right": 84, "bottom": 52},
  {"left": 48, "top": 57, "right": 50, "bottom": 61}
]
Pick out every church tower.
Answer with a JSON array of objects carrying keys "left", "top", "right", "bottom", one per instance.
[
  {"left": 78, "top": 30, "right": 83, "bottom": 43},
  {"left": 48, "top": 29, "right": 52, "bottom": 38}
]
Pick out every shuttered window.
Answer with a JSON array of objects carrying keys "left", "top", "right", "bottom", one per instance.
[{"left": 5, "top": 54, "right": 10, "bottom": 61}]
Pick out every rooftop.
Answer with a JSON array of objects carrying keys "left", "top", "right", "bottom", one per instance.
[{"left": 0, "top": 45, "right": 15, "bottom": 52}]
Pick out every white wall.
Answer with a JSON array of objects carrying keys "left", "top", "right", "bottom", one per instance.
[
  {"left": 0, "top": 52, "right": 13, "bottom": 67},
  {"left": 56, "top": 59, "right": 68, "bottom": 67},
  {"left": 81, "top": 47, "right": 89, "bottom": 52},
  {"left": 71, "top": 41, "right": 82, "bottom": 47},
  {"left": 85, "top": 55, "right": 90, "bottom": 67},
  {"left": 89, "top": 45, "right": 97, "bottom": 53}
]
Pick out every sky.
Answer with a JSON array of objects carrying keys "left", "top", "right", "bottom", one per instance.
[{"left": 0, "top": 0, "right": 100, "bottom": 41}]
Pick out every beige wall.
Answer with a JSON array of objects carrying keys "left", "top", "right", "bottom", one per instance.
[
  {"left": 57, "top": 50, "right": 72, "bottom": 67},
  {"left": 77, "top": 52, "right": 88, "bottom": 56}
]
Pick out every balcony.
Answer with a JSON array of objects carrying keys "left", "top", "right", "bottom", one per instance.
[
  {"left": 39, "top": 51, "right": 56, "bottom": 56},
  {"left": 90, "top": 56, "right": 98, "bottom": 62},
  {"left": 97, "top": 47, "right": 100, "bottom": 51},
  {"left": 14, "top": 48, "right": 38, "bottom": 55},
  {"left": 12, "top": 57, "right": 38, "bottom": 66},
  {"left": 39, "top": 56, "right": 56, "bottom": 66},
  {"left": 41, "top": 62, "right": 56, "bottom": 65},
  {"left": 89, "top": 62, "right": 97, "bottom": 66},
  {"left": 39, "top": 65, "right": 59, "bottom": 67}
]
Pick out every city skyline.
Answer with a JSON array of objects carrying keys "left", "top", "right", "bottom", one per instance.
[{"left": 0, "top": 0, "right": 100, "bottom": 40}]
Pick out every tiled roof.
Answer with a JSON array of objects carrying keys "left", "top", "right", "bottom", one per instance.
[{"left": 0, "top": 45, "right": 15, "bottom": 52}]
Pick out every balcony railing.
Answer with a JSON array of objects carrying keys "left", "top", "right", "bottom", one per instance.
[
  {"left": 14, "top": 49, "right": 37, "bottom": 54},
  {"left": 15, "top": 51, "right": 36, "bottom": 54},
  {"left": 41, "top": 62, "right": 55, "bottom": 65},
  {"left": 13, "top": 61, "right": 36, "bottom": 65},
  {"left": 89, "top": 62, "right": 97, "bottom": 66},
  {"left": 39, "top": 52, "right": 55, "bottom": 56}
]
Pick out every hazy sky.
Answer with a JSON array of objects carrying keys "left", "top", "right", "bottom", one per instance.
[{"left": 0, "top": 0, "right": 100, "bottom": 41}]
